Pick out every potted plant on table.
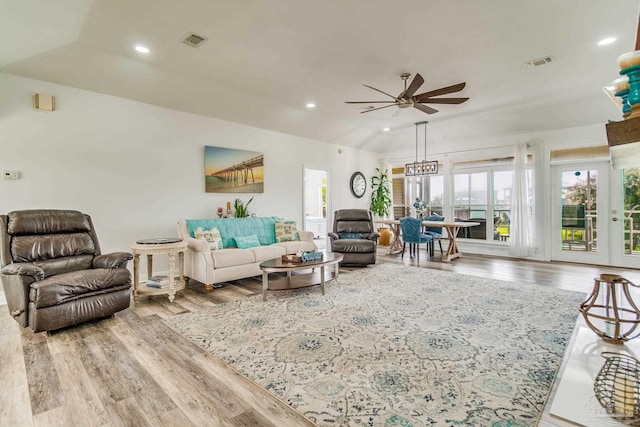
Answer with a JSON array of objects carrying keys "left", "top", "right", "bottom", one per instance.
[
  {"left": 233, "top": 197, "right": 253, "bottom": 218},
  {"left": 370, "top": 168, "right": 392, "bottom": 245}
]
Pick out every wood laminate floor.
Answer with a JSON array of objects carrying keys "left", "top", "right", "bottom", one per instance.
[{"left": 2, "top": 249, "right": 639, "bottom": 427}]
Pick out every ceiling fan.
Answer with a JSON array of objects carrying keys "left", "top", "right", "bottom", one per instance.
[{"left": 345, "top": 73, "right": 468, "bottom": 116}]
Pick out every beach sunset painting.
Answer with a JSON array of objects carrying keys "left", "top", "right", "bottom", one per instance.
[{"left": 204, "top": 146, "right": 264, "bottom": 193}]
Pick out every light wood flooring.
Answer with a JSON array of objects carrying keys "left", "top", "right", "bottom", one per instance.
[{"left": 2, "top": 248, "right": 639, "bottom": 427}]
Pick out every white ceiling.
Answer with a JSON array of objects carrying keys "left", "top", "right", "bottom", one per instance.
[{"left": 2, "top": 0, "right": 638, "bottom": 154}]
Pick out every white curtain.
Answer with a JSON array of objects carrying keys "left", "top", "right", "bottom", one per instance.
[{"left": 509, "top": 144, "right": 534, "bottom": 257}]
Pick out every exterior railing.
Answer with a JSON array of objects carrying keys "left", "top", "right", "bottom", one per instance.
[{"left": 625, "top": 207, "right": 640, "bottom": 255}]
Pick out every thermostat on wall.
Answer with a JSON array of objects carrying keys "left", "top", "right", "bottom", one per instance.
[{"left": 3, "top": 171, "right": 20, "bottom": 180}]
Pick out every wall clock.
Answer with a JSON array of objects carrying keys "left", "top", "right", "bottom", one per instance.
[{"left": 350, "top": 171, "right": 366, "bottom": 198}]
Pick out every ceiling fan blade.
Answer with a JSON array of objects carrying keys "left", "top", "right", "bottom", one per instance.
[
  {"left": 363, "top": 84, "right": 397, "bottom": 100},
  {"left": 399, "top": 73, "right": 424, "bottom": 99},
  {"left": 360, "top": 104, "right": 397, "bottom": 113},
  {"left": 415, "top": 82, "right": 466, "bottom": 101},
  {"left": 414, "top": 103, "right": 439, "bottom": 114},
  {"left": 345, "top": 101, "right": 397, "bottom": 104},
  {"left": 417, "top": 97, "right": 469, "bottom": 105}
]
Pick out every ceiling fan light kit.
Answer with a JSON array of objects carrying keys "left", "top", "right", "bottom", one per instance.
[
  {"left": 405, "top": 121, "right": 438, "bottom": 176},
  {"left": 345, "top": 72, "right": 468, "bottom": 116}
]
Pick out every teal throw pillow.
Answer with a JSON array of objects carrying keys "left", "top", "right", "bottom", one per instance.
[
  {"left": 234, "top": 234, "right": 261, "bottom": 249},
  {"left": 339, "top": 232, "right": 363, "bottom": 239}
]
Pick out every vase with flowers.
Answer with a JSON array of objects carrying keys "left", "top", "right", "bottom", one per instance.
[{"left": 413, "top": 198, "right": 428, "bottom": 218}]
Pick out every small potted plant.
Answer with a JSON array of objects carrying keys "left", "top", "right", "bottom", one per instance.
[{"left": 233, "top": 197, "right": 253, "bottom": 218}]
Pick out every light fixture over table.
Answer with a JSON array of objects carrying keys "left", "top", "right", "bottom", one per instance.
[{"left": 405, "top": 121, "right": 438, "bottom": 176}]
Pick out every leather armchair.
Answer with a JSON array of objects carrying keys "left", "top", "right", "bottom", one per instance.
[
  {"left": 328, "top": 209, "right": 379, "bottom": 266},
  {"left": 0, "top": 210, "right": 133, "bottom": 333}
]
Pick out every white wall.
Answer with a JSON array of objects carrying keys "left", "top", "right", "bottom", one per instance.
[{"left": 0, "top": 73, "right": 379, "bottom": 285}]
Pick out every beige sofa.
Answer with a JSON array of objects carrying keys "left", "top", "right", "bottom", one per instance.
[{"left": 177, "top": 217, "right": 316, "bottom": 291}]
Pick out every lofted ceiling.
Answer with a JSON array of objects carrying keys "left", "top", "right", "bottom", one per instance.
[{"left": 1, "top": 0, "right": 639, "bottom": 155}]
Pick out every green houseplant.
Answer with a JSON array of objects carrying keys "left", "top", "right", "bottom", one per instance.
[
  {"left": 370, "top": 168, "right": 392, "bottom": 245},
  {"left": 233, "top": 197, "right": 253, "bottom": 218},
  {"left": 370, "top": 168, "right": 391, "bottom": 218}
]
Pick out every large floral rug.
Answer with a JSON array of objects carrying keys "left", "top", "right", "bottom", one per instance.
[{"left": 164, "top": 263, "right": 584, "bottom": 426}]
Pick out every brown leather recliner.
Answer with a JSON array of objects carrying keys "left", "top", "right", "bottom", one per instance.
[
  {"left": 328, "top": 209, "right": 380, "bottom": 266},
  {"left": 0, "top": 210, "right": 133, "bottom": 333}
]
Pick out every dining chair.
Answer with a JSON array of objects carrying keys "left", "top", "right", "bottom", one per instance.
[
  {"left": 422, "top": 214, "right": 444, "bottom": 255},
  {"left": 399, "top": 217, "right": 433, "bottom": 263}
]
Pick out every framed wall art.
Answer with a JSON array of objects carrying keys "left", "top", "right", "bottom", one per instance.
[{"left": 204, "top": 146, "right": 264, "bottom": 193}]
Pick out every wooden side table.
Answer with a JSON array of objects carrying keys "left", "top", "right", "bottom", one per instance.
[{"left": 131, "top": 238, "right": 187, "bottom": 303}]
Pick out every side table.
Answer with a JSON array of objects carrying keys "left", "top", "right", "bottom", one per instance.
[{"left": 131, "top": 238, "right": 188, "bottom": 303}]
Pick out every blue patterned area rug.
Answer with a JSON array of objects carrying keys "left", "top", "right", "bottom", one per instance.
[{"left": 164, "top": 263, "right": 584, "bottom": 426}]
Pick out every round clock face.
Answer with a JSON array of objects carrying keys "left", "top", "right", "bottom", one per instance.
[{"left": 350, "top": 171, "right": 366, "bottom": 198}]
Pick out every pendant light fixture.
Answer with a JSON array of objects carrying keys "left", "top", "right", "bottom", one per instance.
[{"left": 405, "top": 121, "right": 438, "bottom": 176}]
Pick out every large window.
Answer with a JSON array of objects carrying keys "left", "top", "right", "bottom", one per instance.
[
  {"left": 453, "top": 172, "right": 487, "bottom": 220},
  {"left": 394, "top": 153, "right": 532, "bottom": 242},
  {"left": 452, "top": 169, "right": 528, "bottom": 241},
  {"left": 405, "top": 175, "right": 444, "bottom": 216}
]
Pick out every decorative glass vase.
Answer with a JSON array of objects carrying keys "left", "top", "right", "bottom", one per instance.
[{"left": 579, "top": 274, "right": 640, "bottom": 344}]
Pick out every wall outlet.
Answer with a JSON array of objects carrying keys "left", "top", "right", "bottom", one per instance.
[{"left": 3, "top": 171, "right": 20, "bottom": 180}]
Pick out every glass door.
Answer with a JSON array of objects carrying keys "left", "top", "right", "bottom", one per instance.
[
  {"left": 551, "top": 162, "right": 609, "bottom": 264},
  {"left": 610, "top": 168, "right": 640, "bottom": 268}
]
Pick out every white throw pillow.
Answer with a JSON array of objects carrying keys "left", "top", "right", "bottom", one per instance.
[
  {"left": 275, "top": 220, "right": 299, "bottom": 242},
  {"left": 194, "top": 226, "right": 223, "bottom": 250}
]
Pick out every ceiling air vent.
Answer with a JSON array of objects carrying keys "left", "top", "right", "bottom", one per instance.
[
  {"left": 525, "top": 56, "right": 553, "bottom": 67},
  {"left": 181, "top": 33, "right": 208, "bottom": 48}
]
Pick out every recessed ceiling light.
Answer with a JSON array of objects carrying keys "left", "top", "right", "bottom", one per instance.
[
  {"left": 306, "top": 102, "right": 316, "bottom": 108},
  {"left": 383, "top": 127, "right": 390, "bottom": 132},
  {"left": 135, "top": 45, "right": 150, "bottom": 53},
  {"left": 598, "top": 37, "right": 616, "bottom": 46}
]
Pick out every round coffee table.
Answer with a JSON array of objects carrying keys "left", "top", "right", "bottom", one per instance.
[{"left": 259, "top": 252, "right": 343, "bottom": 301}]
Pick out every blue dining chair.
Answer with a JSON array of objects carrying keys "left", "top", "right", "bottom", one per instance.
[
  {"left": 422, "top": 214, "right": 444, "bottom": 255},
  {"left": 399, "top": 217, "right": 433, "bottom": 263}
]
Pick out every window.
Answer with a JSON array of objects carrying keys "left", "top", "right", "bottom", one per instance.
[
  {"left": 405, "top": 175, "right": 444, "bottom": 216},
  {"left": 428, "top": 175, "right": 444, "bottom": 215},
  {"left": 493, "top": 171, "right": 513, "bottom": 241},
  {"left": 393, "top": 150, "right": 532, "bottom": 242},
  {"left": 452, "top": 169, "right": 532, "bottom": 241},
  {"left": 391, "top": 167, "right": 408, "bottom": 219},
  {"left": 623, "top": 168, "right": 640, "bottom": 255},
  {"left": 453, "top": 172, "right": 487, "bottom": 220}
]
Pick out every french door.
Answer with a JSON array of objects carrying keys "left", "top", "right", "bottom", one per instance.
[
  {"left": 610, "top": 167, "right": 640, "bottom": 268},
  {"left": 551, "top": 162, "right": 640, "bottom": 268}
]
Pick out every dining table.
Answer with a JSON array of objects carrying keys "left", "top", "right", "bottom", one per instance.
[{"left": 376, "top": 219, "right": 480, "bottom": 263}]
